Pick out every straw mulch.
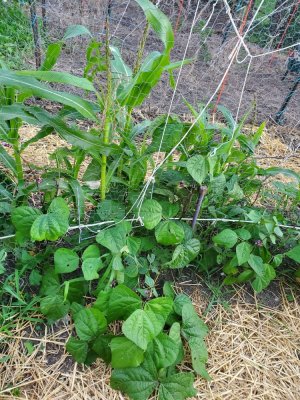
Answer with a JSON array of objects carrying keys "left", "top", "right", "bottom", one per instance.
[{"left": 0, "top": 285, "right": 299, "bottom": 400}]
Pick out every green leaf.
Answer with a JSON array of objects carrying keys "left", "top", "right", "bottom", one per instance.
[
  {"left": 96, "top": 200, "right": 125, "bottom": 222},
  {"left": 158, "top": 373, "right": 196, "bottom": 400},
  {"left": 129, "top": 158, "right": 147, "bottom": 189},
  {"left": 110, "top": 352, "right": 157, "bottom": 400},
  {"left": 140, "top": 199, "right": 162, "bottom": 230},
  {"left": 63, "top": 25, "right": 92, "bottom": 40},
  {"left": 0, "top": 104, "right": 40, "bottom": 125},
  {"left": 66, "top": 337, "right": 88, "bottom": 363},
  {"left": 235, "top": 228, "right": 251, "bottom": 241},
  {"left": 92, "top": 335, "right": 113, "bottom": 364},
  {"left": 16, "top": 71, "right": 95, "bottom": 92},
  {"left": 286, "top": 245, "right": 300, "bottom": 263},
  {"left": 236, "top": 242, "right": 252, "bottom": 266},
  {"left": 147, "top": 117, "right": 184, "bottom": 153},
  {"left": 49, "top": 197, "right": 70, "bottom": 218},
  {"left": 187, "top": 155, "right": 207, "bottom": 185},
  {"left": 31, "top": 213, "right": 69, "bottom": 241},
  {"left": 82, "top": 244, "right": 100, "bottom": 260},
  {"left": 11, "top": 206, "right": 42, "bottom": 234},
  {"left": 0, "top": 144, "right": 17, "bottom": 176},
  {"left": 74, "top": 308, "right": 106, "bottom": 341},
  {"left": 161, "top": 202, "right": 180, "bottom": 218},
  {"left": 105, "top": 284, "right": 142, "bottom": 323},
  {"left": 248, "top": 254, "right": 264, "bottom": 276},
  {"left": 29, "top": 108, "right": 117, "bottom": 153},
  {"left": 40, "top": 269, "right": 61, "bottom": 296},
  {"left": 111, "top": 337, "right": 144, "bottom": 368},
  {"left": 117, "top": 52, "right": 168, "bottom": 108},
  {"left": 135, "top": 0, "right": 174, "bottom": 52},
  {"left": 152, "top": 333, "right": 178, "bottom": 369},
  {"left": 251, "top": 264, "right": 276, "bottom": 293},
  {"left": 182, "top": 303, "right": 208, "bottom": 340},
  {"left": 54, "top": 248, "right": 79, "bottom": 274},
  {"left": 155, "top": 221, "right": 184, "bottom": 246},
  {"left": 167, "top": 239, "right": 201, "bottom": 269},
  {"left": 40, "top": 42, "right": 62, "bottom": 71},
  {"left": 258, "top": 167, "right": 300, "bottom": 182},
  {"left": 189, "top": 337, "right": 211, "bottom": 380},
  {"left": 0, "top": 70, "right": 98, "bottom": 122},
  {"left": 122, "top": 309, "right": 164, "bottom": 350},
  {"left": 144, "top": 297, "right": 173, "bottom": 323},
  {"left": 213, "top": 229, "right": 238, "bottom": 249},
  {"left": 110, "top": 46, "right": 132, "bottom": 82},
  {"left": 82, "top": 257, "right": 103, "bottom": 280},
  {"left": 96, "top": 221, "right": 132, "bottom": 253},
  {"left": 40, "top": 295, "right": 70, "bottom": 322},
  {"left": 169, "top": 322, "right": 184, "bottom": 364}
]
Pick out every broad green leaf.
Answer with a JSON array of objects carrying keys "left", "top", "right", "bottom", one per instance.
[
  {"left": 82, "top": 257, "right": 103, "bottom": 280},
  {"left": 187, "top": 155, "right": 207, "bottom": 185},
  {"left": 140, "top": 199, "right": 162, "bottom": 230},
  {"left": 40, "top": 295, "right": 70, "bottom": 321},
  {"left": 11, "top": 206, "right": 42, "bottom": 234},
  {"left": 251, "top": 264, "right": 276, "bottom": 293},
  {"left": 66, "top": 337, "right": 88, "bottom": 363},
  {"left": 169, "top": 322, "right": 184, "bottom": 364},
  {"left": 122, "top": 309, "right": 164, "bottom": 350},
  {"left": 129, "top": 157, "right": 147, "bottom": 189},
  {"left": 92, "top": 335, "right": 113, "bottom": 364},
  {"left": 155, "top": 220, "right": 185, "bottom": 246},
  {"left": 235, "top": 228, "right": 251, "bottom": 241},
  {"left": 213, "top": 229, "right": 238, "bottom": 249},
  {"left": 110, "top": 352, "right": 157, "bottom": 400},
  {"left": 144, "top": 297, "right": 173, "bottom": 324},
  {"left": 74, "top": 308, "right": 106, "bottom": 341},
  {"left": 40, "top": 42, "right": 62, "bottom": 71},
  {"left": 152, "top": 333, "right": 178, "bottom": 369},
  {"left": 248, "top": 254, "right": 264, "bottom": 276},
  {"left": 111, "top": 337, "right": 144, "bottom": 368},
  {"left": 96, "top": 200, "right": 125, "bottom": 222},
  {"left": 167, "top": 239, "right": 201, "bottom": 269},
  {"left": 210, "top": 174, "right": 226, "bottom": 197},
  {"left": 40, "top": 268, "right": 61, "bottom": 296},
  {"left": 106, "top": 284, "right": 142, "bottom": 323},
  {"left": 63, "top": 25, "right": 92, "bottom": 40},
  {"left": 0, "top": 70, "right": 97, "bottom": 121},
  {"left": 147, "top": 117, "right": 184, "bottom": 153},
  {"left": 237, "top": 269, "right": 254, "bottom": 283},
  {"left": 82, "top": 244, "right": 100, "bottom": 260},
  {"left": 236, "top": 242, "right": 252, "bottom": 266},
  {"left": 96, "top": 221, "right": 132, "bottom": 254},
  {"left": 286, "top": 245, "right": 300, "bottom": 263},
  {"left": 16, "top": 71, "right": 95, "bottom": 91},
  {"left": 161, "top": 201, "right": 180, "bottom": 218},
  {"left": 30, "top": 213, "right": 69, "bottom": 241},
  {"left": 189, "top": 337, "right": 211, "bottom": 380},
  {"left": 54, "top": 248, "right": 79, "bottom": 274},
  {"left": 181, "top": 303, "right": 208, "bottom": 340},
  {"left": 135, "top": 0, "right": 174, "bottom": 52},
  {"left": 158, "top": 372, "right": 196, "bottom": 400}
]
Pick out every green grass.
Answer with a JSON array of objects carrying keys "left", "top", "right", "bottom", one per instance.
[{"left": 0, "top": 3, "right": 34, "bottom": 68}]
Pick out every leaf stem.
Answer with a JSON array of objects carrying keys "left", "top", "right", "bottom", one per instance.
[{"left": 192, "top": 186, "right": 208, "bottom": 230}]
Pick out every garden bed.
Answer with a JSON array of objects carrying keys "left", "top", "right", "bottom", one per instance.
[{"left": 1, "top": 283, "right": 299, "bottom": 400}]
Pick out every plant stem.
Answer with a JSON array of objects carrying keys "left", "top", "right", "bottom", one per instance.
[
  {"left": 101, "top": 13, "right": 113, "bottom": 200},
  {"left": 192, "top": 186, "right": 208, "bottom": 230}
]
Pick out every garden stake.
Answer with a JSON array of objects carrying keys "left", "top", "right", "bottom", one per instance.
[
  {"left": 275, "top": 75, "right": 300, "bottom": 124},
  {"left": 192, "top": 185, "right": 208, "bottom": 230}
]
